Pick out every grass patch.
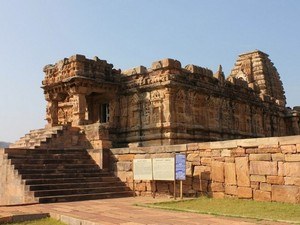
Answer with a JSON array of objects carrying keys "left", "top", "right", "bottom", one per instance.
[
  {"left": 147, "top": 197, "right": 300, "bottom": 223},
  {"left": 3, "top": 217, "right": 66, "bottom": 225}
]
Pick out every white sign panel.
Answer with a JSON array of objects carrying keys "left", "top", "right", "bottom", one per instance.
[
  {"left": 152, "top": 158, "right": 175, "bottom": 181},
  {"left": 133, "top": 159, "right": 153, "bottom": 180}
]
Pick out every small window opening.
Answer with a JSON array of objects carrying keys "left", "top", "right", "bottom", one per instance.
[{"left": 99, "top": 103, "right": 109, "bottom": 123}]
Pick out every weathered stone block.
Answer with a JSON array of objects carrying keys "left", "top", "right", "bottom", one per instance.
[
  {"left": 271, "top": 153, "right": 285, "bottom": 161},
  {"left": 212, "top": 192, "right": 225, "bottom": 199},
  {"left": 278, "top": 162, "right": 284, "bottom": 176},
  {"left": 249, "top": 154, "right": 271, "bottom": 161},
  {"left": 116, "top": 162, "right": 131, "bottom": 171},
  {"left": 116, "top": 171, "right": 133, "bottom": 182},
  {"left": 250, "top": 161, "right": 277, "bottom": 175},
  {"left": 221, "top": 149, "right": 231, "bottom": 157},
  {"left": 225, "top": 157, "right": 235, "bottom": 163},
  {"left": 284, "top": 162, "right": 300, "bottom": 177},
  {"left": 231, "top": 147, "right": 246, "bottom": 156},
  {"left": 284, "top": 177, "right": 300, "bottom": 186},
  {"left": 281, "top": 145, "right": 297, "bottom": 154},
  {"left": 187, "top": 143, "right": 198, "bottom": 151},
  {"left": 258, "top": 147, "right": 280, "bottom": 153},
  {"left": 211, "top": 182, "right": 224, "bottom": 192},
  {"left": 210, "top": 140, "right": 237, "bottom": 149},
  {"left": 116, "top": 154, "right": 135, "bottom": 161},
  {"left": 225, "top": 185, "right": 237, "bottom": 196},
  {"left": 235, "top": 157, "right": 250, "bottom": 187},
  {"left": 187, "top": 153, "right": 200, "bottom": 162},
  {"left": 256, "top": 137, "right": 279, "bottom": 147},
  {"left": 251, "top": 181, "right": 260, "bottom": 189},
  {"left": 211, "top": 150, "right": 221, "bottom": 157},
  {"left": 285, "top": 154, "right": 300, "bottom": 162},
  {"left": 199, "top": 150, "right": 212, "bottom": 157},
  {"left": 246, "top": 148, "right": 257, "bottom": 154},
  {"left": 211, "top": 161, "right": 224, "bottom": 182},
  {"left": 198, "top": 142, "right": 211, "bottom": 150},
  {"left": 135, "top": 182, "right": 146, "bottom": 191},
  {"left": 250, "top": 175, "right": 266, "bottom": 182},
  {"left": 163, "top": 144, "right": 187, "bottom": 152},
  {"left": 237, "top": 187, "right": 252, "bottom": 199},
  {"left": 267, "top": 176, "right": 284, "bottom": 185},
  {"left": 297, "top": 144, "right": 300, "bottom": 152},
  {"left": 260, "top": 183, "right": 271, "bottom": 192},
  {"left": 111, "top": 148, "right": 130, "bottom": 154},
  {"left": 194, "top": 165, "right": 210, "bottom": 178},
  {"left": 272, "top": 185, "right": 300, "bottom": 203},
  {"left": 151, "top": 58, "right": 181, "bottom": 70},
  {"left": 186, "top": 162, "right": 192, "bottom": 176},
  {"left": 236, "top": 138, "right": 258, "bottom": 147},
  {"left": 224, "top": 163, "right": 236, "bottom": 185},
  {"left": 201, "top": 157, "right": 211, "bottom": 165},
  {"left": 254, "top": 190, "right": 271, "bottom": 202},
  {"left": 279, "top": 136, "right": 300, "bottom": 145}
]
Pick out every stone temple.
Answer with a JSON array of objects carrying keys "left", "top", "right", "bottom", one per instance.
[
  {"left": 38, "top": 50, "right": 299, "bottom": 149},
  {"left": 2, "top": 50, "right": 300, "bottom": 205}
]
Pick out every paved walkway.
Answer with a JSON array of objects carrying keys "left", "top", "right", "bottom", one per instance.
[{"left": 0, "top": 197, "right": 292, "bottom": 225}]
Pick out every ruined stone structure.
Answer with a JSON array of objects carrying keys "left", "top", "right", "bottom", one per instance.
[
  {"left": 41, "top": 50, "right": 300, "bottom": 148},
  {"left": 4, "top": 50, "right": 300, "bottom": 205}
]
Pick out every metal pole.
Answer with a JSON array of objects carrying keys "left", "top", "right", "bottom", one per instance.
[
  {"left": 133, "top": 180, "right": 135, "bottom": 197},
  {"left": 180, "top": 180, "right": 183, "bottom": 199},
  {"left": 174, "top": 180, "right": 176, "bottom": 200}
]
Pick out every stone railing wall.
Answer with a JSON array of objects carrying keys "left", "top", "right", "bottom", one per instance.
[
  {"left": 110, "top": 135, "right": 300, "bottom": 203},
  {"left": 0, "top": 149, "right": 37, "bottom": 205}
]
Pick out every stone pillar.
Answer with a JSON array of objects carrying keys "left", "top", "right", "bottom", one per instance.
[
  {"left": 45, "top": 93, "right": 59, "bottom": 127},
  {"left": 163, "top": 88, "right": 171, "bottom": 123},
  {"left": 291, "top": 116, "right": 300, "bottom": 135},
  {"left": 72, "top": 93, "right": 87, "bottom": 126}
]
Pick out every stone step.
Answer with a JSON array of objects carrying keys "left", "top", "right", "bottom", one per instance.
[
  {"left": 34, "top": 186, "right": 131, "bottom": 197},
  {"left": 38, "top": 191, "right": 133, "bottom": 203},
  {"left": 14, "top": 163, "right": 100, "bottom": 170},
  {"left": 10, "top": 158, "right": 94, "bottom": 165},
  {"left": 5, "top": 147, "right": 131, "bottom": 204},
  {"left": 25, "top": 177, "right": 118, "bottom": 185},
  {"left": 10, "top": 126, "right": 67, "bottom": 149},
  {"left": 7, "top": 153, "right": 91, "bottom": 160},
  {"left": 5, "top": 149, "right": 86, "bottom": 155},
  {"left": 21, "top": 172, "right": 111, "bottom": 180},
  {"left": 29, "top": 181, "right": 127, "bottom": 191},
  {"left": 18, "top": 167, "right": 102, "bottom": 174},
  {"left": 29, "top": 126, "right": 64, "bottom": 134}
]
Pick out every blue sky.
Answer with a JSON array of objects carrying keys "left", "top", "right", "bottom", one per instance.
[{"left": 0, "top": 0, "right": 299, "bottom": 142}]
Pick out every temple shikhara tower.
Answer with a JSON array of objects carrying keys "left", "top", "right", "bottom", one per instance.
[
  {"left": 30, "top": 50, "right": 299, "bottom": 149},
  {"left": 3, "top": 50, "right": 300, "bottom": 205}
]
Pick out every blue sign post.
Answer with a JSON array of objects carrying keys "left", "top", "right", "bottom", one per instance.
[
  {"left": 175, "top": 154, "right": 186, "bottom": 180},
  {"left": 175, "top": 154, "right": 186, "bottom": 199}
]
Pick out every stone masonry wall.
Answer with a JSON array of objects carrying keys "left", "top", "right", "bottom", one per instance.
[
  {"left": 0, "top": 149, "right": 37, "bottom": 205},
  {"left": 110, "top": 135, "right": 300, "bottom": 203}
]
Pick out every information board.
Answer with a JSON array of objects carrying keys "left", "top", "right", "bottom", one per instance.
[
  {"left": 133, "top": 159, "right": 152, "bottom": 180},
  {"left": 152, "top": 158, "right": 175, "bottom": 181},
  {"left": 175, "top": 154, "right": 186, "bottom": 180}
]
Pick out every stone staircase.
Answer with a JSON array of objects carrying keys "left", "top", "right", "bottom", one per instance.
[
  {"left": 9, "top": 126, "right": 87, "bottom": 149},
  {"left": 4, "top": 148, "right": 132, "bottom": 203}
]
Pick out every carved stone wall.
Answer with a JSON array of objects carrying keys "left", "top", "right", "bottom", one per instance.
[{"left": 42, "top": 50, "right": 300, "bottom": 147}]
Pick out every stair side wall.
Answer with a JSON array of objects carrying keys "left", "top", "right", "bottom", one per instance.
[{"left": 0, "top": 149, "right": 37, "bottom": 205}]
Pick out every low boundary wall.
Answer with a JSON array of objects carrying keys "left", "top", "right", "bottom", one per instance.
[{"left": 110, "top": 135, "right": 300, "bottom": 203}]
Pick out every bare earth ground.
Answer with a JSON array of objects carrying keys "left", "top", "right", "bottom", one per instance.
[{"left": 0, "top": 197, "right": 295, "bottom": 225}]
